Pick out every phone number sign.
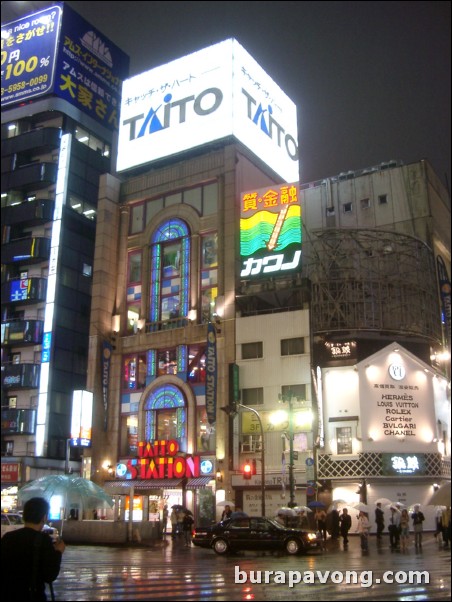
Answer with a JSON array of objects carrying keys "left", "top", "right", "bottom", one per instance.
[{"left": 1, "top": 5, "right": 61, "bottom": 107}]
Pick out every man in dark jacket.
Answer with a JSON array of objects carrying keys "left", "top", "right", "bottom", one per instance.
[
  {"left": 339, "top": 508, "right": 352, "bottom": 548},
  {"left": 1, "top": 497, "right": 65, "bottom": 601},
  {"left": 375, "top": 502, "right": 385, "bottom": 542}
]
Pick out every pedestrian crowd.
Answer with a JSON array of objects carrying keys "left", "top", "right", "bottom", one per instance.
[{"left": 318, "top": 501, "right": 451, "bottom": 554}]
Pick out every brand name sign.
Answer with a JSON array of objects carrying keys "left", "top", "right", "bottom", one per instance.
[{"left": 117, "top": 39, "right": 298, "bottom": 182}]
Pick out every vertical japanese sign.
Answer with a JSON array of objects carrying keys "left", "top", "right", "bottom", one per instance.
[
  {"left": 101, "top": 341, "right": 112, "bottom": 431},
  {"left": 240, "top": 182, "right": 302, "bottom": 279},
  {"left": 1, "top": 5, "right": 62, "bottom": 107},
  {"left": 206, "top": 322, "right": 217, "bottom": 425}
]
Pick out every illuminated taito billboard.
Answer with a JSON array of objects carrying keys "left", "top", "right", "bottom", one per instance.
[
  {"left": 240, "top": 183, "right": 302, "bottom": 280},
  {"left": 117, "top": 38, "right": 299, "bottom": 182}
]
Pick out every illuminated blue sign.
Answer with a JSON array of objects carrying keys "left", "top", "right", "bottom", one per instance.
[{"left": 1, "top": 5, "right": 62, "bottom": 107}]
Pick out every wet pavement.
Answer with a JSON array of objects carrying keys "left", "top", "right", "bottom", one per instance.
[{"left": 52, "top": 534, "right": 450, "bottom": 601}]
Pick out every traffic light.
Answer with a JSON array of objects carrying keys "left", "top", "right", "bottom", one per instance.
[
  {"left": 251, "top": 459, "right": 257, "bottom": 475},
  {"left": 243, "top": 461, "right": 252, "bottom": 480}
]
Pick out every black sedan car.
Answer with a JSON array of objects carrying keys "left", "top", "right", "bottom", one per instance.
[{"left": 192, "top": 516, "right": 322, "bottom": 555}]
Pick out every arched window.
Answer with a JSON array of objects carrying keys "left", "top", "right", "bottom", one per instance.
[
  {"left": 149, "top": 218, "right": 190, "bottom": 325},
  {"left": 144, "top": 384, "right": 187, "bottom": 452}
]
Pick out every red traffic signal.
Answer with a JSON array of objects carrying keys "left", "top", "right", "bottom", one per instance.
[{"left": 243, "top": 461, "right": 252, "bottom": 480}]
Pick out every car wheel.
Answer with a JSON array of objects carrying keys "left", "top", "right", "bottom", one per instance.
[
  {"left": 213, "top": 538, "right": 229, "bottom": 555},
  {"left": 285, "top": 538, "right": 302, "bottom": 555}
]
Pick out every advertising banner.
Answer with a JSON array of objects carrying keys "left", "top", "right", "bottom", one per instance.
[
  {"left": 118, "top": 38, "right": 298, "bottom": 182},
  {"left": 1, "top": 5, "right": 62, "bottom": 107},
  {"left": 206, "top": 322, "right": 217, "bottom": 425},
  {"left": 240, "top": 182, "right": 301, "bottom": 279},
  {"left": 1, "top": 4, "right": 129, "bottom": 131}
]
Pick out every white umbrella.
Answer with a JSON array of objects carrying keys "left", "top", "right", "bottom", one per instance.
[
  {"left": 385, "top": 504, "right": 402, "bottom": 513},
  {"left": 293, "top": 505, "right": 313, "bottom": 513},
  {"left": 375, "top": 497, "right": 393, "bottom": 506},
  {"left": 353, "top": 502, "right": 372, "bottom": 513},
  {"left": 276, "top": 507, "right": 297, "bottom": 516},
  {"left": 216, "top": 500, "right": 235, "bottom": 507}
]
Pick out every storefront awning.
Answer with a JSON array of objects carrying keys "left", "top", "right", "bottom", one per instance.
[
  {"left": 104, "top": 479, "right": 183, "bottom": 492},
  {"left": 186, "top": 477, "right": 214, "bottom": 489}
]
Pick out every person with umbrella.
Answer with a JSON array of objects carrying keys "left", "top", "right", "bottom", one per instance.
[
  {"left": 1, "top": 497, "right": 66, "bottom": 602},
  {"left": 170, "top": 507, "right": 178, "bottom": 539},
  {"left": 182, "top": 510, "right": 194, "bottom": 547}
]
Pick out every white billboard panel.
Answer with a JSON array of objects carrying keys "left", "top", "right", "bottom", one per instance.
[{"left": 117, "top": 39, "right": 298, "bottom": 182}]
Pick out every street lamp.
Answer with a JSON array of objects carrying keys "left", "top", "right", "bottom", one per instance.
[
  {"left": 277, "top": 392, "right": 313, "bottom": 508},
  {"left": 221, "top": 402, "right": 266, "bottom": 517},
  {"left": 278, "top": 393, "right": 296, "bottom": 507}
]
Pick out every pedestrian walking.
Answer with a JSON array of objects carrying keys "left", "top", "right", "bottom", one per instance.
[
  {"left": 400, "top": 509, "right": 410, "bottom": 552},
  {"left": 411, "top": 504, "right": 425, "bottom": 550},
  {"left": 170, "top": 509, "right": 178, "bottom": 539},
  {"left": 388, "top": 506, "right": 401, "bottom": 551},
  {"left": 339, "top": 507, "right": 352, "bottom": 548},
  {"left": 357, "top": 510, "right": 371, "bottom": 551},
  {"left": 161, "top": 504, "right": 168, "bottom": 538},
  {"left": 316, "top": 508, "right": 327, "bottom": 542},
  {"left": 375, "top": 502, "right": 385, "bottom": 543},
  {"left": 182, "top": 511, "right": 194, "bottom": 546}
]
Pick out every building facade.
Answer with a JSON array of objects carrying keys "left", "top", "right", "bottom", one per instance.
[
  {"left": 301, "top": 160, "right": 451, "bottom": 531},
  {"left": 1, "top": 3, "right": 129, "bottom": 509}
]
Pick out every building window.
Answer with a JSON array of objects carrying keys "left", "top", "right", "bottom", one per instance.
[
  {"left": 326, "top": 206, "right": 335, "bottom": 216},
  {"left": 360, "top": 198, "right": 371, "bottom": 209},
  {"left": 130, "top": 202, "right": 145, "bottom": 234},
  {"left": 197, "top": 407, "right": 216, "bottom": 452},
  {"left": 157, "top": 348, "right": 177, "bottom": 376},
  {"left": 120, "top": 414, "right": 138, "bottom": 456},
  {"left": 281, "top": 384, "right": 307, "bottom": 400},
  {"left": 149, "top": 219, "right": 190, "bottom": 326},
  {"left": 281, "top": 337, "right": 305, "bottom": 356},
  {"left": 200, "top": 233, "right": 218, "bottom": 323},
  {"left": 144, "top": 384, "right": 187, "bottom": 452},
  {"left": 336, "top": 426, "right": 353, "bottom": 455},
  {"left": 343, "top": 202, "right": 353, "bottom": 213},
  {"left": 188, "top": 345, "right": 206, "bottom": 383},
  {"left": 2, "top": 440, "right": 14, "bottom": 456},
  {"left": 242, "top": 387, "right": 264, "bottom": 405},
  {"left": 128, "top": 251, "right": 142, "bottom": 284},
  {"left": 122, "top": 354, "right": 147, "bottom": 391},
  {"left": 242, "top": 342, "right": 263, "bottom": 359},
  {"left": 378, "top": 194, "right": 388, "bottom": 205}
]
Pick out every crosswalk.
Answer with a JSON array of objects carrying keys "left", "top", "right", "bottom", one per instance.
[{"left": 52, "top": 536, "right": 450, "bottom": 601}]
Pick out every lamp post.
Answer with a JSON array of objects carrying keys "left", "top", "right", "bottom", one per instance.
[
  {"left": 279, "top": 393, "right": 296, "bottom": 508},
  {"left": 221, "top": 402, "right": 266, "bottom": 516}
]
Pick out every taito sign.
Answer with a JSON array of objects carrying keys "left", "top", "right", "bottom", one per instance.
[{"left": 126, "top": 440, "right": 200, "bottom": 480}]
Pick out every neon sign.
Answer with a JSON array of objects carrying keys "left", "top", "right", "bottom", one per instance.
[
  {"left": 240, "top": 183, "right": 302, "bottom": 279},
  {"left": 125, "top": 439, "right": 200, "bottom": 480}
]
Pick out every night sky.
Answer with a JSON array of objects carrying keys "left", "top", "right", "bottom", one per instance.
[{"left": 2, "top": 1, "right": 451, "bottom": 189}]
